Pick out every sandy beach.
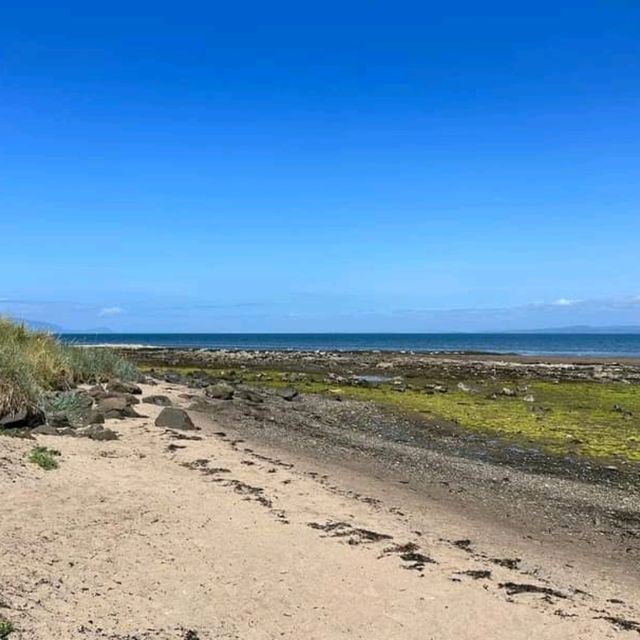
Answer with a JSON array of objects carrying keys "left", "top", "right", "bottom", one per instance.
[{"left": 2, "top": 372, "right": 640, "bottom": 639}]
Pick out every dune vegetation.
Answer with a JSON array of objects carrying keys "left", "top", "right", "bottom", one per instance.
[{"left": 0, "top": 317, "right": 136, "bottom": 418}]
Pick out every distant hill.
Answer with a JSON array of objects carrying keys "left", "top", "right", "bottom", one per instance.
[
  {"left": 509, "top": 326, "right": 640, "bottom": 334},
  {"left": 9, "top": 318, "right": 113, "bottom": 334}
]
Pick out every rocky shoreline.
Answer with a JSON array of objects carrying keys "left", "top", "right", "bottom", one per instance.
[{"left": 118, "top": 347, "right": 640, "bottom": 383}]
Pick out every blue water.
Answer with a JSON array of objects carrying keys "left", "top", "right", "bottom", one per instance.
[{"left": 58, "top": 333, "right": 640, "bottom": 357}]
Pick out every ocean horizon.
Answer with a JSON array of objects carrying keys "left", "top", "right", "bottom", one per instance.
[{"left": 59, "top": 332, "right": 640, "bottom": 357}]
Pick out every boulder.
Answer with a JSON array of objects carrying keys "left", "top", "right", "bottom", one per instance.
[
  {"left": 155, "top": 407, "right": 198, "bottom": 431},
  {"left": 142, "top": 395, "right": 172, "bottom": 406},
  {"left": 205, "top": 382, "right": 234, "bottom": 400},
  {"left": 107, "top": 380, "right": 142, "bottom": 395},
  {"left": 277, "top": 387, "right": 299, "bottom": 401},
  {"left": 96, "top": 396, "right": 142, "bottom": 419},
  {"left": 87, "top": 385, "right": 107, "bottom": 398},
  {"left": 0, "top": 407, "right": 45, "bottom": 429}
]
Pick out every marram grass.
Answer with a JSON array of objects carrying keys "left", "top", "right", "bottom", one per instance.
[{"left": 0, "top": 317, "right": 136, "bottom": 416}]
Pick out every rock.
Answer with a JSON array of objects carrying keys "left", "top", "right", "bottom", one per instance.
[
  {"left": 0, "top": 407, "right": 46, "bottom": 429},
  {"left": 205, "top": 382, "right": 234, "bottom": 400},
  {"left": 107, "top": 380, "right": 142, "bottom": 395},
  {"left": 277, "top": 387, "right": 299, "bottom": 401},
  {"left": 77, "top": 424, "right": 119, "bottom": 441},
  {"left": 155, "top": 407, "right": 198, "bottom": 430},
  {"left": 31, "top": 424, "right": 61, "bottom": 436},
  {"left": 86, "top": 409, "right": 105, "bottom": 424},
  {"left": 457, "top": 382, "right": 471, "bottom": 392},
  {"left": 501, "top": 387, "right": 516, "bottom": 397},
  {"left": 523, "top": 394, "right": 535, "bottom": 403},
  {"left": 87, "top": 384, "right": 107, "bottom": 398},
  {"left": 142, "top": 395, "right": 172, "bottom": 406},
  {"left": 48, "top": 412, "right": 71, "bottom": 428},
  {"left": 96, "top": 396, "right": 143, "bottom": 419},
  {"left": 74, "top": 390, "right": 95, "bottom": 408},
  {"left": 164, "top": 372, "right": 185, "bottom": 384},
  {"left": 236, "top": 387, "right": 264, "bottom": 404}
]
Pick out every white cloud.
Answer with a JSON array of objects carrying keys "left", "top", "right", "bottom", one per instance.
[
  {"left": 552, "top": 298, "right": 580, "bottom": 306},
  {"left": 98, "top": 306, "right": 124, "bottom": 317}
]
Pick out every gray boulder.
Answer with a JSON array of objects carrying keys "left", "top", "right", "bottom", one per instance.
[{"left": 155, "top": 407, "right": 198, "bottom": 430}]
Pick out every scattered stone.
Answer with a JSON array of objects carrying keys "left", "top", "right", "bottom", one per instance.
[
  {"left": 76, "top": 424, "right": 119, "bottom": 441},
  {"left": 155, "top": 407, "right": 198, "bottom": 431},
  {"left": 501, "top": 387, "right": 516, "bottom": 397},
  {"left": 96, "top": 396, "right": 142, "bottom": 419},
  {"left": 277, "top": 387, "right": 299, "bottom": 401},
  {"left": 31, "top": 424, "right": 60, "bottom": 436},
  {"left": 107, "top": 379, "right": 142, "bottom": 395},
  {"left": 205, "top": 382, "right": 234, "bottom": 400},
  {"left": 236, "top": 387, "right": 264, "bottom": 404},
  {"left": 143, "top": 395, "right": 173, "bottom": 406},
  {"left": 87, "top": 384, "right": 107, "bottom": 398}
]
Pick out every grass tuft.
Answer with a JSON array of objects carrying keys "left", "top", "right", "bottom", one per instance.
[
  {"left": 0, "top": 620, "right": 14, "bottom": 639},
  {"left": 27, "top": 446, "right": 61, "bottom": 470}
]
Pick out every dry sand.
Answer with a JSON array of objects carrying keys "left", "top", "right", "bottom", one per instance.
[{"left": 2, "top": 382, "right": 639, "bottom": 639}]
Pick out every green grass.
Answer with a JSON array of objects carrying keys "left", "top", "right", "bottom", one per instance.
[
  {"left": 152, "top": 365, "right": 640, "bottom": 464},
  {"left": 0, "top": 317, "right": 136, "bottom": 417},
  {"left": 0, "top": 619, "right": 14, "bottom": 639},
  {"left": 27, "top": 446, "right": 61, "bottom": 470}
]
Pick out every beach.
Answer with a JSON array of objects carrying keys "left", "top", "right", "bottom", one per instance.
[{"left": 2, "top": 349, "right": 640, "bottom": 638}]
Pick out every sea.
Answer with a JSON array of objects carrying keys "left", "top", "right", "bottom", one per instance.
[{"left": 58, "top": 333, "right": 640, "bottom": 357}]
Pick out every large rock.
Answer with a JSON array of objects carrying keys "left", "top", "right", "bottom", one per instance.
[
  {"left": 155, "top": 407, "right": 197, "bottom": 430},
  {"left": 142, "top": 395, "right": 172, "bottom": 406},
  {"left": 0, "top": 407, "right": 45, "bottom": 429},
  {"left": 107, "top": 380, "right": 142, "bottom": 395},
  {"left": 205, "top": 382, "right": 234, "bottom": 400}
]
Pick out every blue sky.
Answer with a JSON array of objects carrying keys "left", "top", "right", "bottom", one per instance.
[{"left": 1, "top": 1, "right": 639, "bottom": 331}]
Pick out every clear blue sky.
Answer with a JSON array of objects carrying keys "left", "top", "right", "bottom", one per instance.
[{"left": 1, "top": 1, "right": 639, "bottom": 331}]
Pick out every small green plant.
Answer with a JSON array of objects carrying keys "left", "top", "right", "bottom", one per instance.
[
  {"left": 0, "top": 619, "right": 15, "bottom": 639},
  {"left": 27, "top": 446, "right": 61, "bottom": 470}
]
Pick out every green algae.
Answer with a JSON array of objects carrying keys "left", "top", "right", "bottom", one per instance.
[{"left": 141, "top": 365, "right": 640, "bottom": 464}]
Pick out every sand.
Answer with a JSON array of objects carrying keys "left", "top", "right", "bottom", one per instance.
[{"left": 1, "top": 382, "right": 639, "bottom": 639}]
